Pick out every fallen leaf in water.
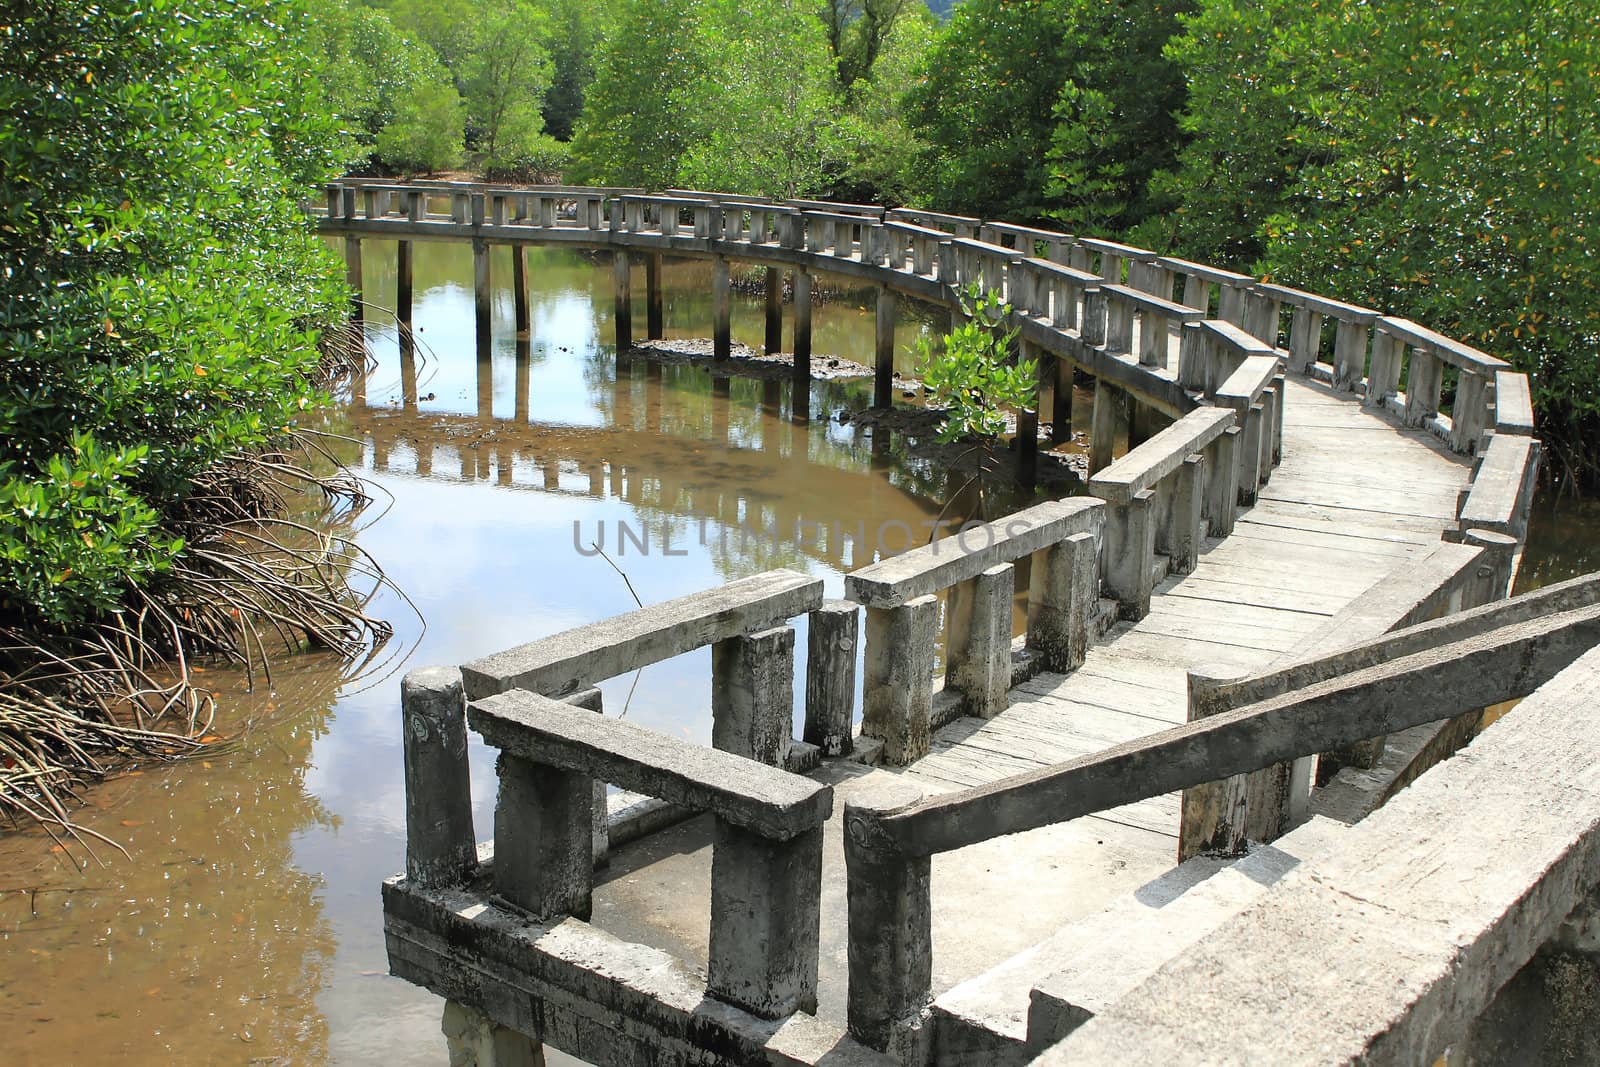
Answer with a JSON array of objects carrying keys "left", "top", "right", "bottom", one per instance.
[
  {"left": 233, "top": 913, "right": 245, "bottom": 925},
  {"left": 146, "top": 987, "right": 161, "bottom": 997},
  {"left": 199, "top": 735, "right": 221, "bottom": 744},
  {"left": 202, "top": 762, "right": 212, "bottom": 770},
  {"left": 119, "top": 819, "right": 143, "bottom": 828},
  {"left": 28, "top": 948, "right": 51, "bottom": 958}
]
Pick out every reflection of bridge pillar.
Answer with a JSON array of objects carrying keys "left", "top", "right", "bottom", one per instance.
[
  {"left": 1090, "top": 378, "right": 1124, "bottom": 474},
  {"left": 713, "top": 255, "right": 732, "bottom": 361},
  {"left": 609, "top": 462, "right": 622, "bottom": 499},
  {"left": 396, "top": 240, "right": 413, "bottom": 326},
  {"left": 515, "top": 339, "right": 530, "bottom": 422},
  {"left": 416, "top": 442, "right": 432, "bottom": 477},
  {"left": 612, "top": 369, "right": 634, "bottom": 430},
  {"left": 473, "top": 238, "right": 491, "bottom": 357},
  {"left": 1052, "top": 353, "right": 1075, "bottom": 444},
  {"left": 344, "top": 236, "right": 363, "bottom": 321},
  {"left": 400, "top": 345, "right": 419, "bottom": 415},
  {"left": 544, "top": 460, "right": 560, "bottom": 490},
  {"left": 512, "top": 246, "right": 530, "bottom": 335},
  {"left": 764, "top": 267, "right": 783, "bottom": 354},
  {"left": 711, "top": 381, "right": 730, "bottom": 442},
  {"left": 644, "top": 365, "right": 663, "bottom": 432},
  {"left": 476, "top": 347, "right": 493, "bottom": 419},
  {"left": 613, "top": 250, "right": 633, "bottom": 350},
  {"left": 874, "top": 285, "right": 896, "bottom": 410},
  {"left": 793, "top": 269, "right": 813, "bottom": 376},
  {"left": 497, "top": 447, "right": 512, "bottom": 487},
  {"left": 646, "top": 253, "right": 664, "bottom": 340},
  {"left": 588, "top": 462, "right": 604, "bottom": 498}
]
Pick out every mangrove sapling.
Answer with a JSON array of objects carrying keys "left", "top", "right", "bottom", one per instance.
[{"left": 914, "top": 284, "right": 1039, "bottom": 527}]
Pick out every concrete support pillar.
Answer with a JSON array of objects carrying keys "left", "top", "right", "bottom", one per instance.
[
  {"left": 764, "top": 266, "right": 783, "bottom": 354},
  {"left": 1016, "top": 408, "right": 1038, "bottom": 488},
  {"left": 1237, "top": 402, "right": 1266, "bottom": 504},
  {"left": 1051, "top": 355, "right": 1074, "bottom": 444},
  {"left": 861, "top": 596, "right": 938, "bottom": 765},
  {"left": 794, "top": 269, "right": 813, "bottom": 378},
  {"left": 1205, "top": 426, "right": 1241, "bottom": 537},
  {"left": 476, "top": 347, "right": 493, "bottom": 419},
  {"left": 345, "top": 236, "right": 364, "bottom": 321},
  {"left": 473, "top": 238, "right": 491, "bottom": 355},
  {"left": 397, "top": 240, "right": 414, "bottom": 326},
  {"left": 1178, "top": 663, "right": 1295, "bottom": 861},
  {"left": 845, "top": 778, "right": 932, "bottom": 1061},
  {"left": 511, "top": 245, "right": 529, "bottom": 335},
  {"left": 1165, "top": 454, "right": 1206, "bottom": 574},
  {"left": 874, "top": 285, "right": 896, "bottom": 410},
  {"left": 514, "top": 339, "right": 531, "bottom": 422},
  {"left": 1102, "top": 489, "right": 1157, "bottom": 620},
  {"left": 613, "top": 250, "right": 632, "bottom": 351},
  {"left": 401, "top": 668, "right": 477, "bottom": 887},
  {"left": 804, "top": 601, "right": 857, "bottom": 757},
  {"left": 441, "top": 1001, "right": 544, "bottom": 1067},
  {"left": 562, "top": 687, "right": 610, "bottom": 869},
  {"left": 401, "top": 342, "right": 420, "bottom": 415},
  {"left": 491, "top": 750, "right": 593, "bottom": 919},
  {"left": 646, "top": 252, "right": 664, "bottom": 340},
  {"left": 1127, "top": 399, "right": 1160, "bottom": 449},
  {"left": 944, "top": 563, "right": 1015, "bottom": 718},
  {"left": 1027, "top": 531, "right": 1098, "bottom": 673},
  {"left": 713, "top": 255, "right": 732, "bottom": 361},
  {"left": 711, "top": 625, "right": 794, "bottom": 767},
  {"left": 1089, "top": 378, "right": 1121, "bottom": 474},
  {"left": 708, "top": 821, "right": 823, "bottom": 1019}
]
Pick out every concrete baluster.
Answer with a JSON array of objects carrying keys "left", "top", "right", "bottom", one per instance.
[
  {"left": 1026, "top": 530, "right": 1098, "bottom": 672},
  {"left": 1101, "top": 489, "right": 1157, "bottom": 620},
  {"left": 944, "top": 563, "right": 1015, "bottom": 718},
  {"left": 804, "top": 601, "right": 857, "bottom": 757},
  {"left": 707, "top": 819, "right": 823, "bottom": 1018},
  {"left": 1404, "top": 346, "right": 1444, "bottom": 428},
  {"left": 711, "top": 625, "right": 795, "bottom": 767},
  {"left": 401, "top": 667, "right": 477, "bottom": 887},
  {"left": 861, "top": 596, "right": 938, "bottom": 765}
]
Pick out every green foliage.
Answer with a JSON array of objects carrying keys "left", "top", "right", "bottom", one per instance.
[
  {"left": 313, "top": 1, "right": 459, "bottom": 160},
  {"left": 819, "top": 0, "right": 919, "bottom": 91},
  {"left": 916, "top": 287, "right": 1037, "bottom": 442},
  {"left": 0, "top": 0, "right": 345, "bottom": 624},
  {"left": 832, "top": 5, "right": 935, "bottom": 203},
  {"left": 373, "top": 63, "right": 468, "bottom": 172}
]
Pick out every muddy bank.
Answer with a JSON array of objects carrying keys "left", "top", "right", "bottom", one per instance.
[
  {"left": 842, "top": 405, "right": 1088, "bottom": 491},
  {"left": 624, "top": 337, "right": 893, "bottom": 383}
]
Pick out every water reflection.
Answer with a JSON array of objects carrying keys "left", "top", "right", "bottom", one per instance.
[{"left": 0, "top": 241, "right": 1003, "bottom": 1065}]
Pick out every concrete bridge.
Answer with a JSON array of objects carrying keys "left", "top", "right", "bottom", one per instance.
[{"left": 310, "top": 185, "right": 1588, "bottom": 1065}]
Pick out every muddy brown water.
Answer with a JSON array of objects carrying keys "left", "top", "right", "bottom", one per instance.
[{"left": 0, "top": 242, "right": 1587, "bottom": 1064}]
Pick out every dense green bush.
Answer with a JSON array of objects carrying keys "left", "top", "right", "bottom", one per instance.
[{"left": 0, "top": 0, "right": 347, "bottom": 625}]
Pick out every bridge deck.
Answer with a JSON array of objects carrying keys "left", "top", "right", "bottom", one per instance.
[{"left": 590, "top": 376, "right": 1473, "bottom": 1024}]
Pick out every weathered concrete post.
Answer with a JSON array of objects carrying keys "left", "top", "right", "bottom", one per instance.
[
  {"left": 612, "top": 250, "right": 632, "bottom": 351},
  {"left": 861, "top": 595, "right": 938, "bottom": 765},
  {"left": 713, "top": 255, "right": 732, "bottom": 361},
  {"left": 396, "top": 240, "right": 413, "bottom": 326},
  {"left": 874, "top": 285, "right": 896, "bottom": 410},
  {"left": 708, "top": 820, "right": 824, "bottom": 1018},
  {"left": 711, "top": 625, "right": 795, "bottom": 767},
  {"left": 764, "top": 267, "right": 783, "bottom": 354},
  {"left": 401, "top": 667, "right": 477, "bottom": 887},
  {"left": 511, "top": 245, "right": 530, "bottom": 336},
  {"left": 804, "top": 601, "right": 857, "bottom": 757},
  {"left": 515, "top": 340, "right": 531, "bottom": 422},
  {"left": 794, "top": 269, "right": 814, "bottom": 379},
  {"left": 1332, "top": 318, "right": 1370, "bottom": 393},
  {"left": 1027, "top": 530, "right": 1098, "bottom": 672},
  {"left": 1178, "top": 663, "right": 1274, "bottom": 861},
  {"left": 563, "top": 687, "right": 610, "bottom": 869},
  {"left": 1127, "top": 400, "right": 1160, "bottom": 449},
  {"left": 845, "top": 778, "right": 932, "bottom": 1060},
  {"left": 440, "top": 1001, "right": 543, "bottom": 1067},
  {"left": 492, "top": 750, "right": 594, "bottom": 919},
  {"left": 1089, "top": 379, "right": 1121, "bottom": 475},
  {"left": 1051, "top": 355, "right": 1075, "bottom": 444},
  {"left": 473, "top": 238, "right": 491, "bottom": 355},
  {"left": 1257, "top": 386, "right": 1278, "bottom": 484},
  {"left": 476, "top": 347, "right": 493, "bottom": 419},
  {"left": 344, "top": 236, "right": 364, "bottom": 321},
  {"left": 646, "top": 252, "right": 664, "bottom": 340},
  {"left": 1101, "top": 489, "right": 1157, "bottom": 620},
  {"left": 1237, "top": 401, "right": 1266, "bottom": 504},
  {"left": 1205, "top": 426, "right": 1241, "bottom": 537},
  {"left": 1165, "top": 453, "right": 1206, "bottom": 574},
  {"left": 1016, "top": 408, "right": 1039, "bottom": 488},
  {"left": 945, "top": 563, "right": 1015, "bottom": 718}
]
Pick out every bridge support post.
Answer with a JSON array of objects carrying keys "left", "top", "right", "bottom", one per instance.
[
  {"left": 515, "top": 340, "right": 531, "bottom": 422},
  {"left": 1016, "top": 408, "right": 1038, "bottom": 488},
  {"left": 793, "top": 269, "right": 813, "bottom": 380},
  {"left": 473, "top": 238, "right": 491, "bottom": 355},
  {"left": 1204, "top": 426, "right": 1241, "bottom": 536},
  {"left": 845, "top": 778, "right": 932, "bottom": 1060},
  {"left": 764, "top": 267, "right": 783, "bottom": 354},
  {"left": 945, "top": 563, "right": 1015, "bottom": 718},
  {"left": 1102, "top": 489, "right": 1157, "bottom": 620},
  {"left": 711, "top": 625, "right": 794, "bottom": 767},
  {"left": 708, "top": 819, "right": 823, "bottom": 1018},
  {"left": 396, "top": 240, "right": 413, "bottom": 326},
  {"left": 1027, "top": 530, "right": 1097, "bottom": 672},
  {"left": 512, "top": 246, "right": 529, "bottom": 335},
  {"left": 1089, "top": 379, "right": 1121, "bottom": 475},
  {"left": 1051, "top": 354, "right": 1074, "bottom": 444},
  {"left": 1237, "top": 401, "right": 1266, "bottom": 504},
  {"left": 646, "top": 252, "right": 663, "bottom": 340},
  {"left": 476, "top": 345, "right": 493, "bottom": 419},
  {"left": 874, "top": 285, "right": 896, "bottom": 409},
  {"left": 401, "top": 667, "right": 477, "bottom": 887},
  {"left": 562, "top": 688, "right": 611, "bottom": 869},
  {"left": 1128, "top": 400, "right": 1162, "bottom": 449},
  {"left": 1178, "top": 663, "right": 1288, "bottom": 860},
  {"left": 804, "top": 601, "right": 857, "bottom": 757},
  {"left": 491, "top": 750, "right": 594, "bottom": 919},
  {"left": 713, "top": 255, "right": 732, "bottom": 361},
  {"left": 862, "top": 596, "right": 937, "bottom": 765},
  {"left": 1332, "top": 318, "right": 1370, "bottom": 393},
  {"left": 441, "top": 1001, "right": 543, "bottom": 1067},
  {"left": 612, "top": 250, "right": 632, "bottom": 351},
  {"left": 344, "top": 237, "right": 363, "bottom": 321}
]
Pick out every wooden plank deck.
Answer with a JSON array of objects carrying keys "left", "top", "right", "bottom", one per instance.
[{"left": 902, "top": 378, "right": 1474, "bottom": 842}]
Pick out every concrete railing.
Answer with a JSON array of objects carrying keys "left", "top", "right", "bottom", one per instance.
[
  {"left": 841, "top": 498, "right": 1106, "bottom": 763},
  {"left": 842, "top": 574, "right": 1600, "bottom": 1057}
]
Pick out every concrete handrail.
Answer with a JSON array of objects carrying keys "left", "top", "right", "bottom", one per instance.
[
  {"left": 842, "top": 499, "right": 1106, "bottom": 750},
  {"left": 1457, "top": 432, "right": 1541, "bottom": 540}
]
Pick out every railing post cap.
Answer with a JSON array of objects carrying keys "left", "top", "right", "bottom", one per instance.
[
  {"left": 403, "top": 665, "right": 465, "bottom": 702},
  {"left": 1463, "top": 528, "right": 1519, "bottom": 549},
  {"left": 844, "top": 776, "right": 925, "bottom": 819},
  {"left": 1187, "top": 662, "right": 1250, "bottom": 688}
]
